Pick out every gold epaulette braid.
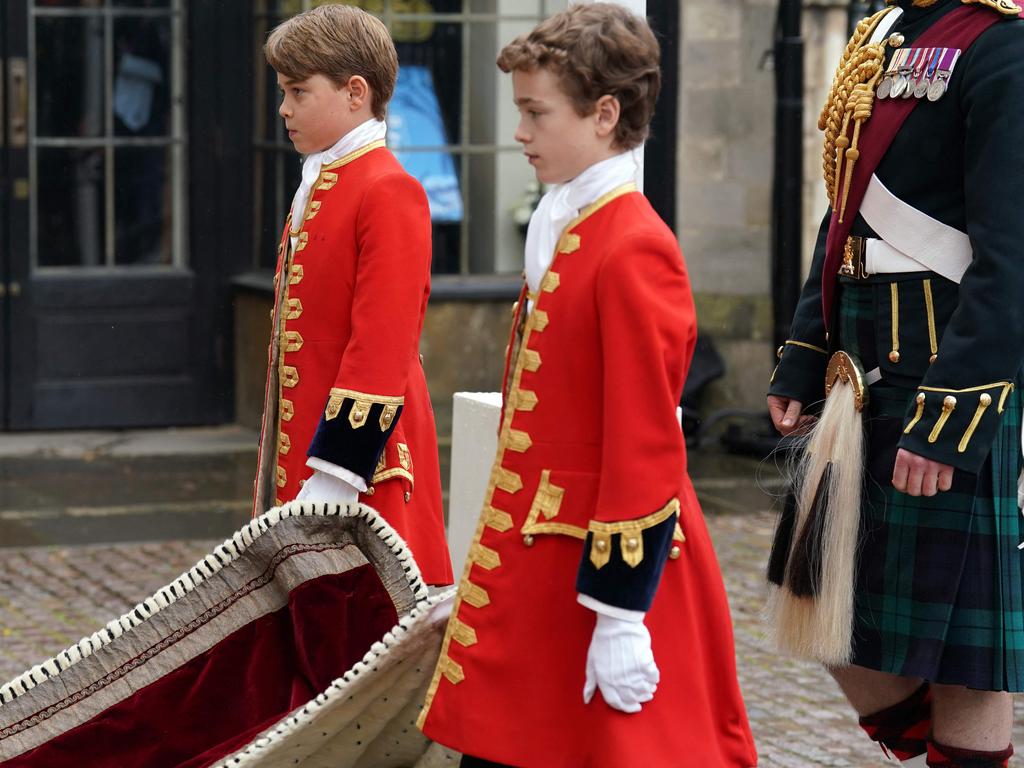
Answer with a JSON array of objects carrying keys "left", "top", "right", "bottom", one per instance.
[{"left": 819, "top": 8, "right": 893, "bottom": 220}]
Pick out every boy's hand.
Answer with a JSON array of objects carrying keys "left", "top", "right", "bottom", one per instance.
[
  {"left": 582, "top": 612, "right": 658, "bottom": 714},
  {"left": 892, "top": 448, "right": 954, "bottom": 497},
  {"left": 767, "top": 395, "right": 816, "bottom": 436}
]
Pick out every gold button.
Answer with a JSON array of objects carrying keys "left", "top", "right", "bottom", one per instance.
[
  {"left": 626, "top": 537, "right": 640, "bottom": 551},
  {"left": 365, "top": 486, "right": 375, "bottom": 496},
  {"left": 929, "top": 354, "right": 937, "bottom": 364},
  {"left": 888, "top": 350, "right": 901, "bottom": 363},
  {"left": 980, "top": 393, "right": 993, "bottom": 406},
  {"left": 404, "top": 491, "right": 412, "bottom": 503},
  {"left": 352, "top": 409, "right": 364, "bottom": 420},
  {"left": 594, "top": 539, "right": 608, "bottom": 552},
  {"left": 943, "top": 395, "right": 957, "bottom": 408},
  {"left": 916, "top": 392, "right": 926, "bottom": 404},
  {"left": 888, "top": 32, "right": 905, "bottom": 47},
  {"left": 776, "top": 345, "right": 784, "bottom": 360},
  {"left": 523, "top": 534, "right": 535, "bottom": 547},
  {"left": 669, "top": 546, "right": 681, "bottom": 560}
]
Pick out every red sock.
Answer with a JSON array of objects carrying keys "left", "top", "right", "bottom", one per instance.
[
  {"left": 926, "top": 740, "right": 1013, "bottom": 767},
  {"left": 858, "top": 682, "right": 932, "bottom": 761}
]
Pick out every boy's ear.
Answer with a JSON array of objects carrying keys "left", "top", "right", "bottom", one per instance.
[
  {"left": 345, "top": 75, "right": 370, "bottom": 111},
  {"left": 594, "top": 94, "right": 621, "bottom": 140}
]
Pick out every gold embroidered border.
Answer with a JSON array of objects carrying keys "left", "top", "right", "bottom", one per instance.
[
  {"left": 371, "top": 467, "right": 414, "bottom": 488},
  {"left": 958, "top": 393, "right": 993, "bottom": 453},
  {"left": 588, "top": 498, "right": 680, "bottom": 535},
  {"left": 927, "top": 395, "right": 958, "bottom": 443},
  {"left": 484, "top": 506, "right": 513, "bottom": 532}
]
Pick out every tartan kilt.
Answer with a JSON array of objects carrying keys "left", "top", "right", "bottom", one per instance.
[{"left": 835, "top": 278, "right": 1024, "bottom": 691}]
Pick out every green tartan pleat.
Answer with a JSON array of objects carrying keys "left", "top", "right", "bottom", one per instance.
[{"left": 835, "top": 279, "right": 1024, "bottom": 691}]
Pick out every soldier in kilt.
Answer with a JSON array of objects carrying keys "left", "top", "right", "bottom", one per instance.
[{"left": 768, "top": 0, "right": 1024, "bottom": 765}]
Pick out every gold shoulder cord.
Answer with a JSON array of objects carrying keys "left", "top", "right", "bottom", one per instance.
[{"left": 820, "top": 8, "right": 894, "bottom": 221}]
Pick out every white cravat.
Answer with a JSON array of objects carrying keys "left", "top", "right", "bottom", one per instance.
[
  {"left": 523, "top": 148, "right": 642, "bottom": 301},
  {"left": 288, "top": 118, "right": 387, "bottom": 249}
]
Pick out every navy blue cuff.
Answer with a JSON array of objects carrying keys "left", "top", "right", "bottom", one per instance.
[
  {"left": 307, "top": 388, "right": 403, "bottom": 484},
  {"left": 575, "top": 504, "right": 678, "bottom": 613}
]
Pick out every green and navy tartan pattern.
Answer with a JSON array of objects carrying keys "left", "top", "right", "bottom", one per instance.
[{"left": 838, "top": 279, "right": 1024, "bottom": 691}]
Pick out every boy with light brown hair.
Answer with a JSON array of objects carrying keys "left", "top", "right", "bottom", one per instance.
[
  {"left": 253, "top": 4, "right": 452, "bottom": 586},
  {"left": 418, "top": 4, "right": 755, "bottom": 765}
]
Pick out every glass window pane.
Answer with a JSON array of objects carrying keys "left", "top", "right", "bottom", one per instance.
[
  {"left": 37, "top": 148, "right": 106, "bottom": 267},
  {"left": 114, "top": 147, "right": 172, "bottom": 265},
  {"left": 35, "top": 16, "right": 105, "bottom": 138},
  {"left": 113, "top": 16, "right": 171, "bottom": 137}
]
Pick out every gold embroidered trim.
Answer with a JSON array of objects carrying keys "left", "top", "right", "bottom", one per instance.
[
  {"left": 506, "top": 429, "right": 532, "bottom": 453},
  {"left": 282, "top": 366, "right": 299, "bottom": 388},
  {"left": 462, "top": 581, "right": 490, "bottom": 608},
  {"left": 371, "top": 467, "right": 414, "bottom": 487},
  {"left": 316, "top": 171, "right": 339, "bottom": 192},
  {"left": 786, "top": 340, "right": 828, "bottom": 355},
  {"left": 927, "top": 395, "right": 957, "bottom": 443},
  {"left": 962, "top": 0, "right": 1022, "bottom": 17},
  {"left": 918, "top": 381, "right": 1013, "bottom": 394},
  {"left": 484, "top": 506, "right": 514, "bottom": 533},
  {"left": 295, "top": 231, "right": 309, "bottom": 252},
  {"left": 450, "top": 618, "right": 478, "bottom": 648},
  {"left": 527, "top": 470, "right": 565, "bottom": 523},
  {"left": 530, "top": 309, "right": 549, "bottom": 332},
  {"left": 512, "top": 389, "right": 538, "bottom": 412},
  {"left": 958, "top": 393, "right": 993, "bottom": 453},
  {"left": 621, "top": 533, "right": 644, "bottom": 568},
  {"left": 278, "top": 432, "right": 291, "bottom": 456},
  {"left": 558, "top": 232, "right": 581, "bottom": 254},
  {"left": 380, "top": 404, "right": 398, "bottom": 431},
  {"left": 325, "top": 387, "right": 405, "bottom": 406},
  {"left": 494, "top": 468, "right": 523, "bottom": 494},
  {"left": 673, "top": 521, "right": 686, "bottom": 543},
  {"left": 590, "top": 533, "right": 611, "bottom": 569},
  {"left": 283, "top": 331, "right": 303, "bottom": 352},
  {"left": 522, "top": 349, "right": 541, "bottom": 372},
  {"left": 305, "top": 200, "right": 321, "bottom": 221},
  {"left": 923, "top": 280, "right": 938, "bottom": 358},
  {"left": 472, "top": 544, "right": 501, "bottom": 571},
  {"left": 398, "top": 442, "right": 411, "bottom": 470},
  {"left": 288, "top": 264, "right": 303, "bottom": 285},
  {"left": 285, "top": 298, "right": 303, "bottom": 320},
  {"left": 523, "top": 521, "right": 588, "bottom": 539},
  {"left": 281, "top": 399, "right": 294, "bottom": 422},
  {"left": 889, "top": 283, "right": 900, "bottom": 364},
  {"left": 998, "top": 383, "right": 1014, "bottom": 413},
  {"left": 349, "top": 403, "right": 369, "bottom": 429},
  {"left": 439, "top": 656, "right": 464, "bottom": 684},
  {"left": 588, "top": 498, "right": 680, "bottom": 535},
  {"left": 541, "top": 272, "right": 560, "bottom": 293},
  {"left": 904, "top": 392, "right": 926, "bottom": 434},
  {"left": 276, "top": 466, "right": 287, "bottom": 488}
]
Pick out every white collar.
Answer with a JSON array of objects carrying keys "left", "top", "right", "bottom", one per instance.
[
  {"left": 524, "top": 149, "right": 641, "bottom": 295},
  {"left": 289, "top": 118, "right": 387, "bottom": 232}
]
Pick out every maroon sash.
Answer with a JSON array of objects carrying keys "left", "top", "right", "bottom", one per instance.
[{"left": 820, "top": 4, "right": 1015, "bottom": 323}]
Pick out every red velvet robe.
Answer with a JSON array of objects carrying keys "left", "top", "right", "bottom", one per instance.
[
  {"left": 418, "top": 185, "right": 756, "bottom": 766},
  {"left": 254, "top": 141, "right": 453, "bottom": 586}
]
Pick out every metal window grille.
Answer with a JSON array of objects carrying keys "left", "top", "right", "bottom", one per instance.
[{"left": 29, "top": 0, "right": 186, "bottom": 270}]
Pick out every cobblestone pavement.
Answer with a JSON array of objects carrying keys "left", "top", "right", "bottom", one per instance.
[{"left": 0, "top": 515, "right": 1021, "bottom": 766}]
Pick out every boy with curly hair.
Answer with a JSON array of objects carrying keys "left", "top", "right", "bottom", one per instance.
[{"left": 417, "top": 4, "right": 756, "bottom": 765}]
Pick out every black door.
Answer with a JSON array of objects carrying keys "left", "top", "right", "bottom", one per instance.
[{"left": 2, "top": 0, "right": 245, "bottom": 430}]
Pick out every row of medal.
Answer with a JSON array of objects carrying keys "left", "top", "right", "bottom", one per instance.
[{"left": 877, "top": 46, "right": 962, "bottom": 102}]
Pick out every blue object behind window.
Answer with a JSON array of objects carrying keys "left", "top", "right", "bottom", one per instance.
[{"left": 387, "top": 65, "right": 464, "bottom": 223}]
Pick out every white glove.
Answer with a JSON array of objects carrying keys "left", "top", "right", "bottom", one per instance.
[
  {"left": 582, "top": 609, "right": 659, "bottom": 713},
  {"left": 295, "top": 469, "right": 360, "bottom": 504}
]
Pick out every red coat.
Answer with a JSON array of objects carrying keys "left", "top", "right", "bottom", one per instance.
[
  {"left": 418, "top": 185, "right": 756, "bottom": 766},
  {"left": 253, "top": 142, "right": 453, "bottom": 586}
]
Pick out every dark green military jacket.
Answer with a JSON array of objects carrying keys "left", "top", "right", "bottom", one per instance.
[{"left": 770, "top": 0, "right": 1024, "bottom": 473}]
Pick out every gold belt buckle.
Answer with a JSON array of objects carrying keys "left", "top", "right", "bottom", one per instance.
[{"left": 839, "top": 236, "right": 869, "bottom": 279}]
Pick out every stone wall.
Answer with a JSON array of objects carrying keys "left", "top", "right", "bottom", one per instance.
[{"left": 677, "top": 0, "right": 778, "bottom": 410}]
